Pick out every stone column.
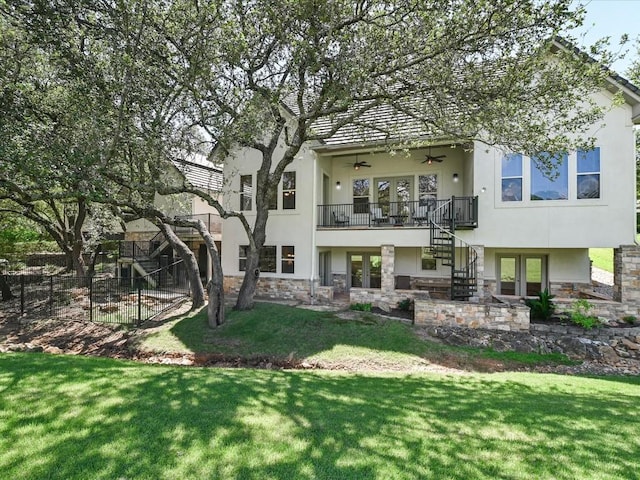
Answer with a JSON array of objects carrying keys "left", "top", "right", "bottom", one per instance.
[
  {"left": 381, "top": 245, "right": 395, "bottom": 293},
  {"left": 613, "top": 245, "right": 640, "bottom": 305}
]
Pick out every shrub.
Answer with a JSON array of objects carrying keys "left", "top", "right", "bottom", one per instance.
[
  {"left": 350, "top": 302, "right": 372, "bottom": 312},
  {"left": 622, "top": 315, "right": 637, "bottom": 325},
  {"left": 525, "top": 289, "right": 555, "bottom": 320},
  {"left": 397, "top": 298, "right": 414, "bottom": 311},
  {"left": 569, "top": 299, "right": 601, "bottom": 329}
]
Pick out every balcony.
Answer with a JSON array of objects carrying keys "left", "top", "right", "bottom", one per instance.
[{"left": 316, "top": 197, "right": 478, "bottom": 229}]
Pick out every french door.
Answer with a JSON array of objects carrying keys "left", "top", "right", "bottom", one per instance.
[
  {"left": 349, "top": 253, "right": 382, "bottom": 289},
  {"left": 375, "top": 176, "right": 413, "bottom": 215},
  {"left": 498, "top": 255, "right": 547, "bottom": 296}
]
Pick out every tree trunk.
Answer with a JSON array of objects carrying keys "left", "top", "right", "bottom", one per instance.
[
  {"left": 158, "top": 222, "right": 205, "bottom": 308},
  {"left": 0, "top": 275, "right": 14, "bottom": 301},
  {"left": 194, "top": 220, "right": 225, "bottom": 327},
  {"left": 235, "top": 246, "right": 260, "bottom": 310}
]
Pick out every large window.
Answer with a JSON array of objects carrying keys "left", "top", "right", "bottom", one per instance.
[
  {"left": 353, "top": 178, "right": 370, "bottom": 214},
  {"left": 501, "top": 153, "right": 522, "bottom": 202},
  {"left": 530, "top": 152, "right": 568, "bottom": 200},
  {"left": 281, "top": 246, "right": 295, "bottom": 273},
  {"left": 282, "top": 171, "right": 296, "bottom": 209},
  {"left": 240, "top": 175, "right": 252, "bottom": 210},
  {"left": 239, "top": 245, "right": 277, "bottom": 273},
  {"left": 577, "top": 148, "right": 600, "bottom": 199},
  {"left": 259, "top": 246, "right": 277, "bottom": 273},
  {"left": 421, "top": 247, "right": 436, "bottom": 270},
  {"left": 418, "top": 174, "right": 438, "bottom": 206}
]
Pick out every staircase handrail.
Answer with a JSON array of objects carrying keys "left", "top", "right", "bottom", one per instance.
[
  {"left": 429, "top": 198, "right": 479, "bottom": 299},
  {"left": 142, "top": 259, "right": 184, "bottom": 279}
]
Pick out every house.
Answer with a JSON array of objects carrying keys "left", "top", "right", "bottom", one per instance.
[
  {"left": 120, "top": 156, "right": 223, "bottom": 283},
  {"left": 220, "top": 64, "right": 640, "bottom": 317}
]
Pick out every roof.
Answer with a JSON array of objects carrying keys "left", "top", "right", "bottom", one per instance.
[
  {"left": 309, "top": 38, "right": 640, "bottom": 150},
  {"left": 173, "top": 155, "right": 223, "bottom": 192}
]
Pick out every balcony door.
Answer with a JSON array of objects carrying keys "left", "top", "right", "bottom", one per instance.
[
  {"left": 375, "top": 176, "right": 413, "bottom": 215},
  {"left": 349, "top": 253, "right": 382, "bottom": 289},
  {"left": 498, "top": 255, "right": 547, "bottom": 296}
]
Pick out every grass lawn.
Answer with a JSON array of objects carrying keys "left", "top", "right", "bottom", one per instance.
[
  {"left": 138, "top": 303, "right": 574, "bottom": 369},
  {"left": 589, "top": 248, "right": 613, "bottom": 273},
  {"left": 1, "top": 353, "right": 639, "bottom": 479}
]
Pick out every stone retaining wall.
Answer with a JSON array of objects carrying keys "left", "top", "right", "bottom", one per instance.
[
  {"left": 553, "top": 298, "right": 640, "bottom": 321},
  {"left": 350, "top": 288, "right": 431, "bottom": 312},
  {"left": 224, "top": 276, "right": 316, "bottom": 302},
  {"left": 414, "top": 299, "right": 530, "bottom": 331}
]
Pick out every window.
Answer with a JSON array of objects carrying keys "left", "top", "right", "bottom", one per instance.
[
  {"left": 530, "top": 152, "right": 568, "bottom": 200},
  {"left": 240, "top": 175, "right": 252, "bottom": 210},
  {"left": 353, "top": 178, "right": 369, "bottom": 214},
  {"left": 282, "top": 171, "right": 296, "bottom": 209},
  {"left": 421, "top": 247, "right": 436, "bottom": 270},
  {"left": 418, "top": 174, "right": 438, "bottom": 205},
  {"left": 577, "top": 148, "right": 600, "bottom": 199},
  {"left": 259, "top": 246, "right": 277, "bottom": 273},
  {"left": 238, "top": 245, "right": 249, "bottom": 271},
  {"left": 501, "top": 153, "right": 522, "bottom": 202},
  {"left": 281, "top": 246, "right": 295, "bottom": 274},
  {"left": 239, "top": 245, "right": 276, "bottom": 273}
]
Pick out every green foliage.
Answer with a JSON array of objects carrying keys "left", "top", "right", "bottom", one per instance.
[
  {"left": 397, "top": 298, "right": 413, "bottom": 311},
  {"left": 350, "top": 302, "right": 372, "bottom": 312},
  {"left": 525, "top": 289, "right": 556, "bottom": 320},
  {"left": 622, "top": 315, "right": 637, "bottom": 325},
  {"left": 569, "top": 299, "right": 601, "bottom": 329}
]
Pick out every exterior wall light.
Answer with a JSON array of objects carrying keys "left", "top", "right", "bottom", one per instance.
[
  {"left": 336, "top": 181, "right": 341, "bottom": 190},
  {"left": 452, "top": 173, "right": 459, "bottom": 183}
]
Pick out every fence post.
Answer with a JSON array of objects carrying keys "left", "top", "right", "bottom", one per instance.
[
  {"left": 137, "top": 285, "right": 142, "bottom": 327},
  {"left": 49, "top": 276, "right": 53, "bottom": 316},
  {"left": 89, "top": 276, "right": 93, "bottom": 322},
  {"left": 20, "top": 276, "right": 25, "bottom": 316}
]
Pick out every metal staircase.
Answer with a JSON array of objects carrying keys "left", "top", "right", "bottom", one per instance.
[
  {"left": 429, "top": 198, "right": 478, "bottom": 300},
  {"left": 119, "top": 232, "right": 175, "bottom": 288}
]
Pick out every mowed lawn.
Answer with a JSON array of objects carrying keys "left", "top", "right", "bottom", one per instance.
[{"left": 1, "top": 353, "right": 640, "bottom": 480}]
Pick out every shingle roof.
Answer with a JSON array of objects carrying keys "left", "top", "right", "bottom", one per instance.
[{"left": 173, "top": 156, "right": 223, "bottom": 192}]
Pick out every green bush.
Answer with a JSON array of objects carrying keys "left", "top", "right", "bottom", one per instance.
[
  {"left": 622, "top": 315, "right": 637, "bottom": 325},
  {"left": 350, "top": 302, "right": 372, "bottom": 312},
  {"left": 569, "top": 299, "right": 601, "bottom": 329},
  {"left": 525, "top": 289, "right": 555, "bottom": 320},
  {"left": 397, "top": 298, "right": 414, "bottom": 311}
]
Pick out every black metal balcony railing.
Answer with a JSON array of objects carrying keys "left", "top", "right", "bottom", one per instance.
[{"left": 316, "top": 197, "right": 478, "bottom": 229}]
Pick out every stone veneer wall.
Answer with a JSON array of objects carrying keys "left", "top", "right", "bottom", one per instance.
[
  {"left": 484, "top": 279, "right": 592, "bottom": 301},
  {"left": 224, "top": 276, "right": 317, "bottom": 302},
  {"left": 332, "top": 274, "right": 347, "bottom": 293},
  {"left": 553, "top": 298, "right": 640, "bottom": 321},
  {"left": 614, "top": 245, "right": 640, "bottom": 306},
  {"left": 350, "top": 288, "right": 431, "bottom": 312},
  {"left": 414, "top": 299, "right": 530, "bottom": 331}
]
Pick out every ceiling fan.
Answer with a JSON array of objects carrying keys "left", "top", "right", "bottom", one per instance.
[
  {"left": 346, "top": 161, "right": 371, "bottom": 170},
  {"left": 422, "top": 147, "right": 446, "bottom": 165}
]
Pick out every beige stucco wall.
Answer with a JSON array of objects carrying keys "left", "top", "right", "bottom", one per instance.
[
  {"left": 221, "top": 144, "right": 316, "bottom": 280},
  {"left": 466, "top": 89, "right": 636, "bottom": 249}
]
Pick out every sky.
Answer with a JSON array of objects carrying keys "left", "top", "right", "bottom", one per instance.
[{"left": 571, "top": 0, "right": 640, "bottom": 75}]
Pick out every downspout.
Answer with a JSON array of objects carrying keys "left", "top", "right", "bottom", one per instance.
[{"left": 310, "top": 150, "right": 318, "bottom": 304}]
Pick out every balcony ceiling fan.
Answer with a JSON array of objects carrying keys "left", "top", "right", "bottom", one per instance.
[
  {"left": 422, "top": 147, "right": 446, "bottom": 165},
  {"left": 346, "top": 160, "right": 371, "bottom": 170}
]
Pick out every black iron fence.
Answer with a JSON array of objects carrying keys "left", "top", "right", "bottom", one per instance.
[
  {"left": 317, "top": 197, "right": 478, "bottom": 228},
  {"left": 0, "top": 260, "right": 190, "bottom": 326}
]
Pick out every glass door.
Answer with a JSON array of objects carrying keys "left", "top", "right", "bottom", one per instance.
[
  {"left": 498, "top": 255, "right": 546, "bottom": 296},
  {"left": 349, "top": 253, "right": 382, "bottom": 289},
  {"left": 375, "top": 176, "right": 413, "bottom": 221}
]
